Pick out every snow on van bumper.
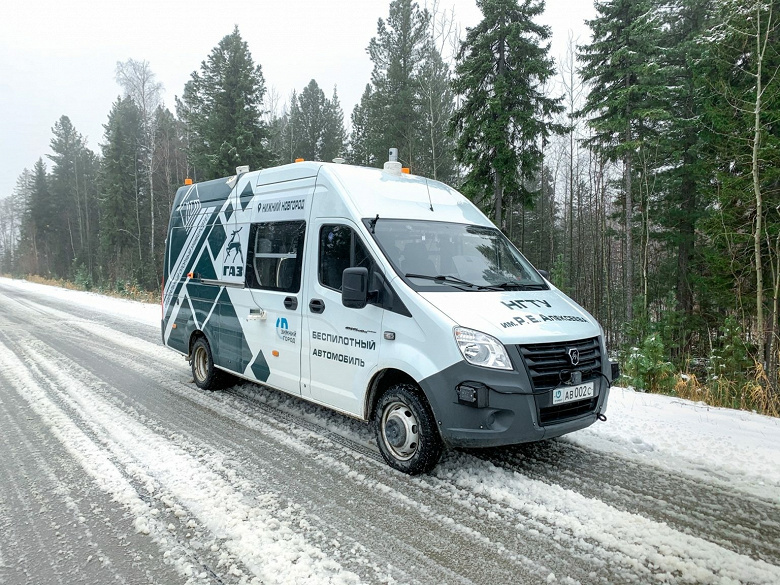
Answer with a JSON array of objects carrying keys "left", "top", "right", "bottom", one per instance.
[{"left": 418, "top": 360, "right": 610, "bottom": 449}]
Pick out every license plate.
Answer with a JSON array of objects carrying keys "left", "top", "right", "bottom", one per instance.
[{"left": 552, "top": 381, "right": 594, "bottom": 405}]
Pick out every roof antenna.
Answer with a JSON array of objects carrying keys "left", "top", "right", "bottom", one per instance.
[{"left": 424, "top": 179, "right": 434, "bottom": 212}]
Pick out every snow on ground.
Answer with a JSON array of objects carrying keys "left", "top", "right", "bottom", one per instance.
[
  {"left": 3, "top": 275, "right": 779, "bottom": 500},
  {"left": 0, "top": 276, "right": 160, "bottom": 327},
  {"left": 571, "top": 387, "right": 780, "bottom": 501},
  {"left": 2, "top": 276, "right": 779, "bottom": 584}
]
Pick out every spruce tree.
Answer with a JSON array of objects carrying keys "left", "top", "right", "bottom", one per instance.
[
  {"left": 321, "top": 86, "right": 347, "bottom": 162},
  {"left": 24, "top": 159, "right": 55, "bottom": 275},
  {"left": 578, "top": 0, "right": 661, "bottom": 322},
  {"left": 451, "top": 0, "right": 563, "bottom": 230},
  {"left": 100, "top": 97, "right": 145, "bottom": 282},
  {"left": 365, "top": 0, "right": 431, "bottom": 170},
  {"left": 348, "top": 85, "right": 377, "bottom": 166},
  {"left": 48, "top": 116, "right": 99, "bottom": 278},
  {"left": 651, "top": 0, "right": 712, "bottom": 350},
  {"left": 178, "top": 26, "right": 270, "bottom": 180}
]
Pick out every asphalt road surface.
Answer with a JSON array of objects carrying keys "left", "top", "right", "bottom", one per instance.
[{"left": 0, "top": 280, "right": 778, "bottom": 585}]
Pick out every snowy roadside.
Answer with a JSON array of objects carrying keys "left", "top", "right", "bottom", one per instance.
[
  {"left": 2, "top": 275, "right": 779, "bottom": 584},
  {"left": 4, "top": 275, "right": 779, "bottom": 501},
  {"left": 569, "top": 387, "right": 780, "bottom": 502},
  {"left": 0, "top": 276, "right": 160, "bottom": 327}
]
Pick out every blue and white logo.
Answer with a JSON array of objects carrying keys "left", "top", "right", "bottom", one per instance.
[
  {"left": 276, "top": 317, "right": 296, "bottom": 344},
  {"left": 554, "top": 389, "right": 562, "bottom": 401}
]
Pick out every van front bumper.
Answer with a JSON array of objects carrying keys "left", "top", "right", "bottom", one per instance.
[{"left": 418, "top": 360, "right": 611, "bottom": 449}]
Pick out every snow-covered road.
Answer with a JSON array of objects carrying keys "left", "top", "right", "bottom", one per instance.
[{"left": 0, "top": 277, "right": 778, "bottom": 585}]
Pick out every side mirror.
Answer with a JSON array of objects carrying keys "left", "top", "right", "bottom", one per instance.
[
  {"left": 342, "top": 267, "right": 369, "bottom": 309},
  {"left": 538, "top": 269, "right": 550, "bottom": 280}
]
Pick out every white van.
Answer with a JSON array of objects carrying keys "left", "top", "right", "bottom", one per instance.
[{"left": 162, "top": 157, "right": 617, "bottom": 474}]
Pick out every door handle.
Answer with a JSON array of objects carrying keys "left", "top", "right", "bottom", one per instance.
[
  {"left": 309, "top": 299, "right": 325, "bottom": 314},
  {"left": 284, "top": 296, "right": 298, "bottom": 310}
]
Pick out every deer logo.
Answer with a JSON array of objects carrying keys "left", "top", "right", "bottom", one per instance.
[{"left": 224, "top": 227, "right": 244, "bottom": 264}]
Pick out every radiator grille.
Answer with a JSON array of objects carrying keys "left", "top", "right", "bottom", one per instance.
[{"left": 518, "top": 337, "right": 602, "bottom": 391}]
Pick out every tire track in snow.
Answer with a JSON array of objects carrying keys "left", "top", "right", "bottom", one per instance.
[
  {"left": 18, "top": 318, "right": 546, "bottom": 584},
  {"left": 0, "top": 374, "right": 185, "bottom": 585},
  {"left": 474, "top": 440, "right": 780, "bottom": 565},
  {"left": 55, "top": 323, "right": 780, "bottom": 584},
  {"left": 3, "top": 284, "right": 780, "bottom": 584},
  {"left": 0, "top": 298, "right": 575, "bottom": 583},
  {"left": 0, "top": 332, "right": 207, "bottom": 585},
  {"left": 0, "top": 326, "right": 362, "bottom": 585}
]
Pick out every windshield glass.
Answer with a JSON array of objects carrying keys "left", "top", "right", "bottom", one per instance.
[{"left": 367, "top": 219, "right": 547, "bottom": 291}]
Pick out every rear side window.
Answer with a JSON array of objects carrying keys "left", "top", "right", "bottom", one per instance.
[
  {"left": 319, "top": 225, "right": 373, "bottom": 291},
  {"left": 246, "top": 221, "right": 305, "bottom": 292}
]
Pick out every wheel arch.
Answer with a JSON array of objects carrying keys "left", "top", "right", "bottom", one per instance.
[
  {"left": 364, "top": 368, "right": 423, "bottom": 421},
  {"left": 188, "top": 329, "right": 208, "bottom": 358}
]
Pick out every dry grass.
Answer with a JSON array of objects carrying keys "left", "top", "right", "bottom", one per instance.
[{"left": 670, "top": 368, "right": 780, "bottom": 417}]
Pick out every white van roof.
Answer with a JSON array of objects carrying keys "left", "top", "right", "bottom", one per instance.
[{"left": 248, "top": 162, "right": 493, "bottom": 227}]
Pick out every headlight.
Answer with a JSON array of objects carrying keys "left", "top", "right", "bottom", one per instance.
[{"left": 454, "top": 327, "right": 513, "bottom": 370}]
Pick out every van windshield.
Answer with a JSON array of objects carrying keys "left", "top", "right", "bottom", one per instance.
[{"left": 367, "top": 219, "right": 548, "bottom": 291}]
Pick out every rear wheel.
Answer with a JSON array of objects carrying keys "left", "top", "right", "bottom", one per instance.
[
  {"left": 374, "top": 383, "right": 443, "bottom": 474},
  {"left": 190, "top": 337, "right": 228, "bottom": 390}
]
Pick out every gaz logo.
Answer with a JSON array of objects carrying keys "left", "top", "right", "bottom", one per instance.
[
  {"left": 276, "top": 317, "right": 297, "bottom": 344},
  {"left": 222, "top": 227, "right": 244, "bottom": 277}
]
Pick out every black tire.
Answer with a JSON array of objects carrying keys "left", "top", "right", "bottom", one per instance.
[
  {"left": 190, "top": 337, "right": 229, "bottom": 390},
  {"left": 374, "top": 383, "right": 443, "bottom": 475}
]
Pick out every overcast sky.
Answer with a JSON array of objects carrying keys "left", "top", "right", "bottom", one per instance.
[{"left": 0, "top": 0, "right": 595, "bottom": 199}]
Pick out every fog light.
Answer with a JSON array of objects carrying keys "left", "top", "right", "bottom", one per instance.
[
  {"left": 456, "top": 382, "right": 490, "bottom": 408},
  {"left": 458, "top": 386, "right": 476, "bottom": 402}
]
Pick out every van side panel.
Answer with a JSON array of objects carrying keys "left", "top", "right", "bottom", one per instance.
[{"left": 162, "top": 179, "right": 233, "bottom": 353}]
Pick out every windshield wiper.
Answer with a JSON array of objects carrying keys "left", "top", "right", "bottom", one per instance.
[
  {"left": 491, "top": 281, "right": 548, "bottom": 291},
  {"left": 405, "top": 273, "right": 510, "bottom": 291},
  {"left": 405, "top": 273, "right": 483, "bottom": 289}
]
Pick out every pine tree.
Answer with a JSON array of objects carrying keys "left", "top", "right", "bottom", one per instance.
[
  {"left": 177, "top": 26, "right": 270, "bottom": 180},
  {"left": 451, "top": 0, "right": 563, "bottom": 230}
]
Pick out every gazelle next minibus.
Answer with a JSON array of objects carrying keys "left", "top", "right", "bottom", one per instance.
[{"left": 162, "top": 154, "right": 617, "bottom": 474}]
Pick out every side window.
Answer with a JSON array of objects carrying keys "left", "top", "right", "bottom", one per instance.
[
  {"left": 319, "top": 225, "right": 374, "bottom": 291},
  {"left": 245, "top": 221, "right": 305, "bottom": 293}
]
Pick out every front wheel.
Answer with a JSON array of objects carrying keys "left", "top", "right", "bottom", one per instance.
[
  {"left": 374, "top": 383, "right": 443, "bottom": 475},
  {"left": 190, "top": 337, "right": 229, "bottom": 390}
]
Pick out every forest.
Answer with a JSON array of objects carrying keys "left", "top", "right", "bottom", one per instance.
[{"left": 0, "top": 0, "right": 778, "bottom": 415}]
